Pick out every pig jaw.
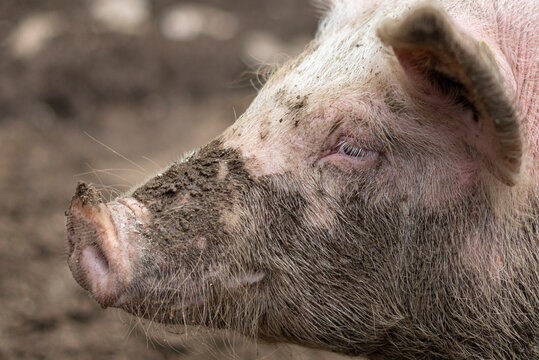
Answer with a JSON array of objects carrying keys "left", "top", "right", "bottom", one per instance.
[{"left": 66, "top": 182, "right": 148, "bottom": 309}]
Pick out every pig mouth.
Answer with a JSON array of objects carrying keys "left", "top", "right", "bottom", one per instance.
[
  {"left": 146, "top": 270, "right": 267, "bottom": 310},
  {"left": 143, "top": 271, "right": 266, "bottom": 315}
]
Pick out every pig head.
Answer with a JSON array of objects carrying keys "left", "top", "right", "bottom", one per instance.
[{"left": 66, "top": 1, "right": 538, "bottom": 359}]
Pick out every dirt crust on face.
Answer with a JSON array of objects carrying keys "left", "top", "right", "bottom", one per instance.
[
  {"left": 132, "top": 141, "right": 253, "bottom": 249},
  {"left": 73, "top": 182, "right": 103, "bottom": 206}
]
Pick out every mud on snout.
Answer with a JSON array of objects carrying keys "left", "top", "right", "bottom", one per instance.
[{"left": 66, "top": 142, "right": 267, "bottom": 325}]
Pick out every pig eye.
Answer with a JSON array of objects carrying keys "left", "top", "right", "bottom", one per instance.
[
  {"left": 337, "top": 141, "right": 372, "bottom": 158},
  {"left": 319, "top": 139, "right": 379, "bottom": 168}
]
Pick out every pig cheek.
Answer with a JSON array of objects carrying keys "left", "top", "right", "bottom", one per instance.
[
  {"left": 302, "top": 200, "right": 338, "bottom": 230},
  {"left": 461, "top": 235, "right": 504, "bottom": 281},
  {"left": 429, "top": 158, "right": 481, "bottom": 205}
]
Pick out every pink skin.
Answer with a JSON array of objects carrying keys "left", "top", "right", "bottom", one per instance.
[
  {"left": 67, "top": 197, "right": 149, "bottom": 308},
  {"left": 223, "top": 95, "right": 387, "bottom": 178}
]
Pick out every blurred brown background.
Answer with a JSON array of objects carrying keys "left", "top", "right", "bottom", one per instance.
[{"left": 0, "top": 1, "right": 351, "bottom": 359}]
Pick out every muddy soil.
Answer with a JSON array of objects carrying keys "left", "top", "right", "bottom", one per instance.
[{"left": 0, "top": 1, "right": 352, "bottom": 359}]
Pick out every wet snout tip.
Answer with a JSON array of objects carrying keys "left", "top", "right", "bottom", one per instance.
[{"left": 66, "top": 190, "right": 140, "bottom": 309}]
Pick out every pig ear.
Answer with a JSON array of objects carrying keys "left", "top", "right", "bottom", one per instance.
[{"left": 377, "top": 5, "right": 522, "bottom": 186}]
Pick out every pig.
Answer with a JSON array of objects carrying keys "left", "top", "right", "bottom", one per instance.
[{"left": 66, "top": 0, "right": 538, "bottom": 359}]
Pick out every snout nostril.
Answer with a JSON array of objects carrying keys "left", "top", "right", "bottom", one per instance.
[{"left": 82, "top": 245, "right": 110, "bottom": 277}]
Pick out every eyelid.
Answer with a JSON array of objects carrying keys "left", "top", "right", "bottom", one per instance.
[
  {"left": 337, "top": 141, "right": 372, "bottom": 158},
  {"left": 334, "top": 135, "right": 378, "bottom": 152},
  {"left": 320, "top": 120, "right": 384, "bottom": 166},
  {"left": 316, "top": 135, "right": 381, "bottom": 168}
]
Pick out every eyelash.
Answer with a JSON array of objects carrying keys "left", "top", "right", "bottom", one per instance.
[{"left": 337, "top": 141, "right": 371, "bottom": 158}]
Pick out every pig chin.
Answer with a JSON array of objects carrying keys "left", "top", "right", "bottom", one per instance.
[{"left": 66, "top": 182, "right": 149, "bottom": 309}]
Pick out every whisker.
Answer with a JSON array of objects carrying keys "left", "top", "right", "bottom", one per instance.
[
  {"left": 84, "top": 131, "right": 146, "bottom": 173},
  {"left": 83, "top": 163, "right": 111, "bottom": 201},
  {"left": 80, "top": 164, "right": 135, "bottom": 188},
  {"left": 142, "top": 155, "right": 161, "bottom": 169},
  {"left": 74, "top": 168, "right": 145, "bottom": 177}
]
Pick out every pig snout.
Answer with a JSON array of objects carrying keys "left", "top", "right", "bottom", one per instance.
[{"left": 66, "top": 182, "right": 149, "bottom": 308}]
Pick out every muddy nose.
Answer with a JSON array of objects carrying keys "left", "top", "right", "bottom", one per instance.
[{"left": 66, "top": 182, "right": 146, "bottom": 308}]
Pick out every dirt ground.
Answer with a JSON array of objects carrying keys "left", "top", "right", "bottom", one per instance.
[{"left": 0, "top": 1, "right": 352, "bottom": 359}]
